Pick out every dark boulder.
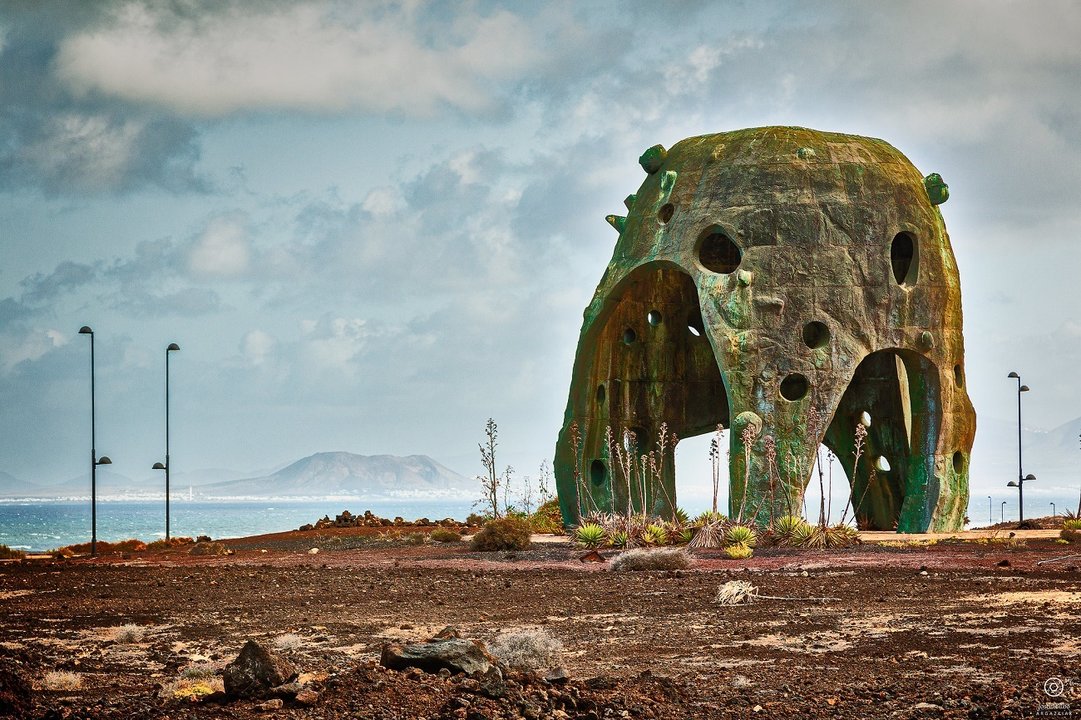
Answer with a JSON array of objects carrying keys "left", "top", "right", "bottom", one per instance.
[{"left": 223, "top": 640, "right": 297, "bottom": 698}]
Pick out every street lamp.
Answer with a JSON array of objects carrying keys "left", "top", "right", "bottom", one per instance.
[
  {"left": 152, "top": 343, "right": 180, "bottom": 540},
  {"left": 1050, "top": 502, "right": 1056, "bottom": 521},
  {"left": 1007, "top": 473, "right": 1036, "bottom": 526},
  {"left": 987, "top": 495, "right": 992, "bottom": 527},
  {"left": 1000, "top": 500, "right": 1007, "bottom": 524},
  {"left": 79, "top": 326, "right": 112, "bottom": 556},
  {"left": 1006, "top": 372, "right": 1031, "bottom": 525}
]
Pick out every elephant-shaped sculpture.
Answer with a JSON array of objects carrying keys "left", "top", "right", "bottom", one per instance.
[{"left": 554, "top": 126, "right": 975, "bottom": 533}]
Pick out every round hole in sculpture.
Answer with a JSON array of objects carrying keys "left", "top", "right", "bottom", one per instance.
[
  {"left": 890, "top": 231, "right": 918, "bottom": 286},
  {"left": 953, "top": 364, "right": 964, "bottom": 388},
  {"left": 596, "top": 384, "right": 606, "bottom": 404},
  {"left": 875, "top": 456, "right": 891, "bottom": 472},
  {"left": 952, "top": 451, "right": 964, "bottom": 473},
  {"left": 658, "top": 203, "right": 674, "bottom": 224},
  {"left": 647, "top": 310, "right": 663, "bottom": 327},
  {"left": 779, "top": 373, "right": 809, "bottom": 401},
  {"left": 590, "top": 460, "right": 607, "bottom": 487},
  {"left": 802, "top": 321, "right": 830, "bottom": 349},
  {"left": 859, "top": 411, "right": 872, "bottom": 428},
  {"left": 622, "top": 328, "right": 637, "bottom": 345},
  {"left": 698, "top": 228, "right": 742, "bottom": 274}
]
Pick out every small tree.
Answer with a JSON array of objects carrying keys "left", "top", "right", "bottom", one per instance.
[{"left": 478, "top": 418, "right": 501, "bottom": 518}]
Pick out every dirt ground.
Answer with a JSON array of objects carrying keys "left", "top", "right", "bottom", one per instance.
[{"left": 2, "top": 527, "right": 1080, "bottom": 719}]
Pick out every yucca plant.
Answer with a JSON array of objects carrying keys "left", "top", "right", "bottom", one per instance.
[
  {"left": 773, "top": 515, "right": 808, "bottom": 546},
  {"left": 725, "top": 524, "right": 758, "bottom": 548},
  {"left": 641, "top": 524, "right": 669, "bottom": 546},
  {"left": 609, "top": 530, "right": 631, "bottom": 549},
  {"left": 723, "top": 543, "right": 753, "bottom": 559},
  {"left": 575, "top": 522, "right": 607, "bottom": 548},
  {"left": 675, "top": 527, "right": 694, "bottom": 545},
  {"left": 688, "top": 521, "right": 724, "bottom": 549},
  {"left": 823, "top": 523, "right": 860, "bottom": 548},
  {"left": 790, "top": 522, "right": 826, "bottom": 549},
  {"left": 673, "top": 507, "right": 690, "bottom": 525}
]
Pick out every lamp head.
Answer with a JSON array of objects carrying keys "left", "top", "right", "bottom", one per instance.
[
  {"left": 1007, "top": 371, "right": 1020, "bottom": 379},
  {"left": 1020, "top": 385, "right": 1030, "bottom": 392},
  {"left": 97, "top": 456, "right": 112, "bottom": 465},
  {"left": 1024, "top": 473, "right": 1036, "bottom": 481},
  {"left": 1007, "top": 481, "right": 1018, "bottom": 487},
  {"left": 167, "top": 343, "right": 180, "bottom": 352},
  {"left": 152, "top": 462, "right": 166, "bottom": 470},
  {"left": 79, "top": 326, "right": 93, "bottom": 335}
]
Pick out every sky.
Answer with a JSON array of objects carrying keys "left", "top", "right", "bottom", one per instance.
[{"left": 1, "top": 0, "right": 1079, "bottom": 513}]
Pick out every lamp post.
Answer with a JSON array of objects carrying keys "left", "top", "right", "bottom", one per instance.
[
  {"left": 79, "top": 326, "right": 112, "bottom": 556},
  {"left": 987, "top": 495, "right": 992, "bottom": 527},
  {"left": 1007, "top": 474, "right": 1036, "bottom": 526},
  {"left": 1000, "top": 500, "right": 1007, "bottom": 524},
  {"left": 1006, "top": 372, "right": 1031, "bottom": 525},
  {"left": 153, "top": 343, "right": 180, "bottom": 540},
  {"left": 1050, "top": 502, "right": 1056, "bottom": 521}
]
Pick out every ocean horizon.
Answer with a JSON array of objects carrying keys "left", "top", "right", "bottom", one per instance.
[{"left": 0, "top": 498, "right": 479, "bottom": 553}]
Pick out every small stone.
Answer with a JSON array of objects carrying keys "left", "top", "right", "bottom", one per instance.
[
  {"left": 294, "top": 688, "right": 319, "bottom": 706},
  {"left": 544, "top": 667, "right": 570, "bottom": 685},
  {"left": 308, "top": 548, "right": 319, "bottom": 555},
  {"left": 256, "top": 698, "right": 284, "bottom": 711}
]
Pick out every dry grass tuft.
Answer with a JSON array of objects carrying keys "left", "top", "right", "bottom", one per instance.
[
  {"left": 42, "top": 670, "right": 82, "bottom": 691},
  {"left": 714, "top": 580, "right": 758, "bottom": 605},
  {"left": 471, "top": 517, "right": 532, "bottom": 551},
  {"left": 0, "top": 543, "right": 26, "bottom": 559},
  {"left": 272, "top": 633, "right": 306, "bottom": 651},
  {"left": 112, "top": 624, "right": 146, "bottom": 643},
  {"left": 610, "top": 547, "right": 692, "bottom": 572},
  {"left": 179, "top": 661, "right": 222, "bottom": 680},
  {"left": 489, "top": 628, "right": 563, "bottom": 670}
]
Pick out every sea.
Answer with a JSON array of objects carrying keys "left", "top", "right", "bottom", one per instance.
[{"left": 0, "top": 498, "right": 477, "bottom": 553}]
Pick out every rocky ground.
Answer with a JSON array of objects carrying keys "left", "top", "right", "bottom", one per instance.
[{"left": 2, "top": 527, "right": 1080, "bottom": 719}]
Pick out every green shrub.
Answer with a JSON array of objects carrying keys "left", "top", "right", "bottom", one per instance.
[
  {"left": 471, "top": 517, "right": 532, "bottom": 551},
  {"left": 608, "top": 530, "right": 631, "bottom": 549},
  {"left": 824, "top": 523, "right": 860, "bottom": 548},
  {"left": 675, "top": 527, "right": 694, "bottom": 545},
  {"left": 430, "top": 528, "right": 462, "bottom": 543},
  {"left": 673, "top": 508, "right": 690, "bottom": 525},
  {"left": 574, "top": 523, "right": 606, "bottom": 548},
  {"left": 1063, "top": 519, "right": 1081, "bottom": 531},
  {"left": 1062, "top": 527, "right": 1081, "bottom": 543},
  {"left": 725, "top": 524, "right": 757, "bottom": 548},
  {"left": 0, "top": 544, "right": 26, "bottom": 559},
  {"left": 723, "top": 543, "right": 753, "bottom": 559},
  {"left": 773, "top": 515, "right": 808, "bottom": 546},
  {"left": 641, "top": 524, "right": 668, "bottom": 546},
  {"left": 529, "top": 499, "right": 564, "bottom": 534},
  {"left": 790, "top": 522, "right": 825, "bottom": 549},
  {"left": 403, "top": 532, "right": 428, "bottom": 545},
  {"left": 465, "top": 513, "right": 487, "bottom": 526}
]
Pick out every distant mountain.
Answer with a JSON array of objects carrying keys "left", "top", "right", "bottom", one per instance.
[
  {"left": 0, "top": 471, "right": 38, "bottom": 497},
  {"left": 199, "top": 452, "right": 474, "bottom": 499}
]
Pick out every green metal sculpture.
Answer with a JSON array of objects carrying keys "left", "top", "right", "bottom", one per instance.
[{"left": 555, "top": 126, "right": 975, "bottom": 532}]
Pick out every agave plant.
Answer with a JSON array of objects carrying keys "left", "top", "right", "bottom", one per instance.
[
  {"left": 823, "top": 523, "right": 860, "bottom": 548},
  {"left": 723, "top": 543, "right": 753, "bottom": 559},
  {"left": 609, "top": 530, "right": 631, "bottom": 549},
  {"left": 1063, "top": 519, "right": 1081, "bottom": 531},
  {"left": 673, "top": 507, "right": 691, "bottom": 525},
  {"left": 575, "top": 522, "right": 607, "bottom": 548},
  {"left": 790, "top": 522, "right": 826, "bottom": 549},
  {"left": 675, "top": 527, "right": 694, "bottom": 545},
  {"left": 641, "top": 524, "right": 669, "bottom": 546},
  {"left": 725, "top": 523, "right": 758, "bottom": 548},
  {"left": 694, "top": 510, "right": 727, "bottom": 527},
  {"left": 773, "top": 515, "right": 809, "bottom": 546}
]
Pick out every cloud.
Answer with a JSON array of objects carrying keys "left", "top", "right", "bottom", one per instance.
[
  {"left": 53, "top": 2, "right": 546, "bottom": 118},
  {"left": 188, "top": 213, "right": 252, "bottom": 276}
]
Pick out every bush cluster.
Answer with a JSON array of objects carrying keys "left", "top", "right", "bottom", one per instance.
[
  {"left": 470, "top": 517, "right": 532, "bottom": 551},
  {"left": 610, "top": 547, "right": 693, "bottom": 572}
]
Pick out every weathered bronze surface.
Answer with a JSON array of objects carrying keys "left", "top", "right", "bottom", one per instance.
[{"left": 555, "top": 126, "right": 975, "bottom": 532}]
